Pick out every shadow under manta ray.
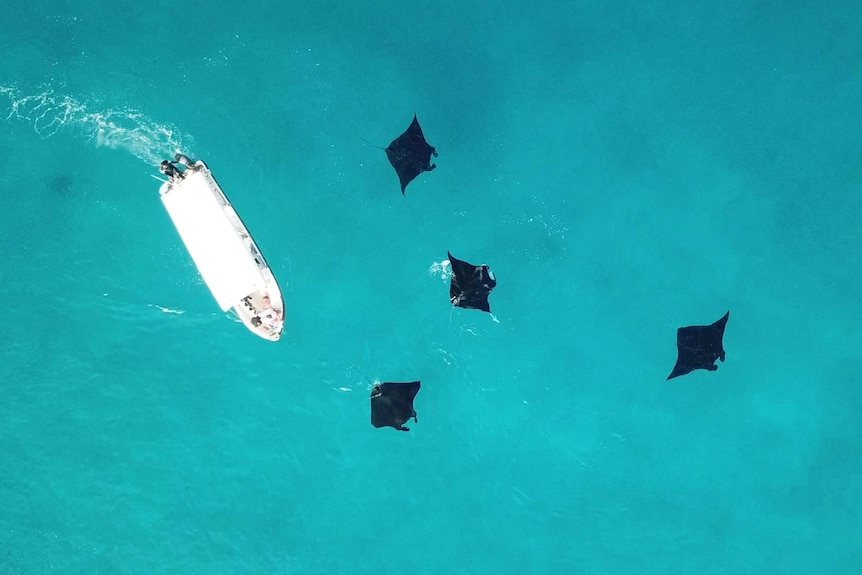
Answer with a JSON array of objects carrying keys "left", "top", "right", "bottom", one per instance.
[
  {"left": 370, "top": 381, "right": 421, "bottom": 432},
  {"left": 48, "top": 174, "right": 73, "bottom": 195},
  {"left": 384, "top": 114, "right": 437, "bottom": 195},
  {"left": 667, "top": 310, "right": 730, "bottom": 380}
]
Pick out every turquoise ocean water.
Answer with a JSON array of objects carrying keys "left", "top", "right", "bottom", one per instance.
[{"left": 1, "top": 1, "right": 861, "bottom": 573}]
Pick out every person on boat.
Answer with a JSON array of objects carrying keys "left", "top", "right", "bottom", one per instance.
[
  {"left": 261, "top": 304, "right": 282, "bottom": 324},
  {"left": 260, "top": 293, "right": 283, "bottom": 328},
  {"left": 262, "top": 294, "right": 281, "bottom": 316},
  {"left": 159, "top": 160, "right": 181, "bottom": 180}
]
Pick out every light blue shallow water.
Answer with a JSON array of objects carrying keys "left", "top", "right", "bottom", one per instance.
[{"left": 1, "top": 1, "right": 861, "bottom": 573}]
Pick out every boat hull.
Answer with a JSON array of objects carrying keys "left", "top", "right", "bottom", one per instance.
[{"left": 159, "top": 156, "right": 285, "bottom": 341}]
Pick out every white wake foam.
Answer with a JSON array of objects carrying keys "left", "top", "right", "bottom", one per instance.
[
  {"left": 428, "top": 259, "right": 452, "bottom": 281},
  {"left": 0, "top": 85, "right": 195, "bottom": 166}
]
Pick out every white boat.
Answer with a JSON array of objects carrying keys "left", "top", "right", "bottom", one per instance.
[{"left": 157, "top": 154, "right": 285, "bottom": 341}]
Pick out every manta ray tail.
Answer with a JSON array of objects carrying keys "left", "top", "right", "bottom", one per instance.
[
  {"left": 656, "top": 307, "right": 679, "bottom": 329},
  {"left": 360, "top": 136, "right": 385, "bottom": 150},
  {"left": 347, "top": 362, "right": 375, "bottom": 385}
]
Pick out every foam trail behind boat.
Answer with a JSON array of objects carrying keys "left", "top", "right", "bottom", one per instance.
[{"left": 0, "top": 85, "right": 195, "bottom": 166}]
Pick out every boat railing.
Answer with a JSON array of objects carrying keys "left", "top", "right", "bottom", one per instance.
[{"left": 195, "top": 164, "right": 271, "bottom": 274}]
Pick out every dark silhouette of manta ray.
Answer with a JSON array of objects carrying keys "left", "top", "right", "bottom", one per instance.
[
  {"left": 370, "top": 381, "right": 421, "bottom": 432},
  {"left": 448, "top": 251, "right": 496, "bottom": 313},
  {"left": 667, "top": 311, "right": 730, "bottom": 380},
  {"left": 48, "top": 174, "right": 73, "bottom": 195},
  {"left": 385, "top": 115, "right": 437, "bottom": 195}
]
